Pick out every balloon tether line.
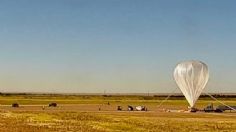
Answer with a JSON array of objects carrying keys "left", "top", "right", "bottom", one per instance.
[
  {"left": 157, "top": 88, "right": 178, "bottom": 109},
  {"left": 204, "top": 92, "right": 236, "bottom": 111}
]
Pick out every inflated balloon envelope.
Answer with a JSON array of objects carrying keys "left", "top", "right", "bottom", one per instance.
[{"left": 173, "top": 60, "right": 209, "bottom": 108}]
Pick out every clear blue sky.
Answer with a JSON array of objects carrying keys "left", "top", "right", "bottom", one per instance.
[{"left": 0, "top": 0, "right": 235, "bottom": 93}]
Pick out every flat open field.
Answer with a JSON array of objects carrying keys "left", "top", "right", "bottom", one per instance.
[{"left": 0, "top": 94, "right": 235, "bottom": 132}]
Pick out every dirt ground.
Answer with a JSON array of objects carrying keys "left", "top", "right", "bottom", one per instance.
[
  {"left": 0, "top": 106, "right": 235, "bottom": 132},
  {"left": 0, "top": 95, "right": 235, "bottom": 131}
]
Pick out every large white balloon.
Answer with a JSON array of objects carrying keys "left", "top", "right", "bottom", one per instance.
[{"left": 173, "top": 60, "right": 209, "bottom": 108}]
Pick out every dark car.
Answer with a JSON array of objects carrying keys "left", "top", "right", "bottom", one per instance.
[{"left": 49, "top": 103, "right": 57, "bottom": 107}]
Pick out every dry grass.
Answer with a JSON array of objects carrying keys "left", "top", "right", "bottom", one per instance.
[
  {"left": 0, "top": 95, "right": 235, "bottom": 131},
  {"left": 0, "top": 111, "right": 235, "bottom": 132}
]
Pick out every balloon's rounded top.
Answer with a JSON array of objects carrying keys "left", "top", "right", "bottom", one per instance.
[
  {"left": 173, "top": 60, "right": 209, "bottom": 108},
  {"left": 175, "top": 60, "right": 208, "bottom": 68}
]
